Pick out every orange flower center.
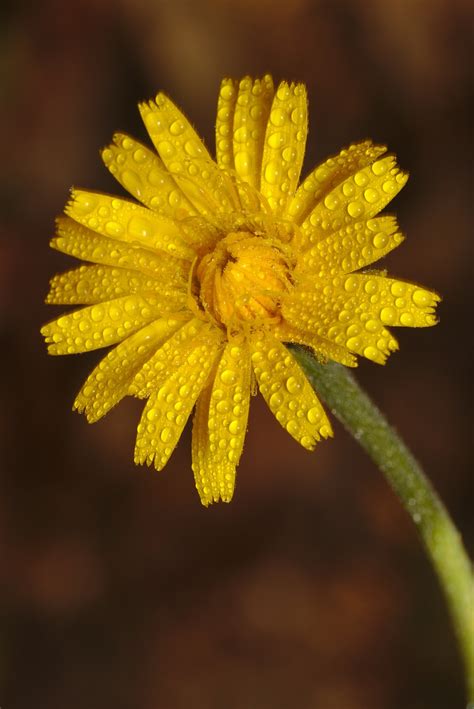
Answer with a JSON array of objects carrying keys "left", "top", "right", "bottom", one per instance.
[{"left": 193, "top": 231, "right": 294, "bottom": 328}]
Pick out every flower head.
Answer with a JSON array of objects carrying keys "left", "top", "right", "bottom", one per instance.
[{"left": 42, "top": 76, "right": 439, "bottom": 505}]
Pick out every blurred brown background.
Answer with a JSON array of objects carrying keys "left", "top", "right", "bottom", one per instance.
[{"left": 1, "top": 0, "right": 472, "bottom": 707}]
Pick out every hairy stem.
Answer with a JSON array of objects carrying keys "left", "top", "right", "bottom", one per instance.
[{"left": 291, "top": 346, "right": 473, "bottom": 699}]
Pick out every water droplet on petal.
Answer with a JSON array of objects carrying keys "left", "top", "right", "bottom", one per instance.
[
  {"left": 412, "top": 289, "right": 431, "bottom": 307},
  {"left": 285, "top": 376, "right": 301, "bottom": 394},
  {"left": 220, "top": 369, "right": 237, "bottom": 385},
  {"left": 347, "top": 201, "right": 363, "bottom": 218},
  {"left": 160, "top": 427, "right": 172, "bottom": 443},
  {"left": 270, "top": 108, "right": 286, "bottom": 127},
  {"left": 380, "top": 306, "right": 396, "bottom": 324}
]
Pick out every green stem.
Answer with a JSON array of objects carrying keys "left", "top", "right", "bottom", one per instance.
[{"left": 290, "top": 346, "right": 474, "bottom": 700}]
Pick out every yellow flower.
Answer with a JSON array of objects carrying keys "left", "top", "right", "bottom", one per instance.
[{"left": 42, "top": 76, "right": 439, "bottom": 505}]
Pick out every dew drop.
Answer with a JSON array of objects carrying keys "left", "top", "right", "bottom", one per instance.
[
  {"left": 382, "top": 179, "right": 396, "bottom": 194},
  {"left": 269, "top": 391, "right": 283, "bottom": 408},
  {"left": 282, "top": 146, "right": 296, "bottom": 163},
  {"left": 373, "top": 232, "right": 388, "bottom": 249},
  {"left": 268, "top": 131, "right": 284, "bottom": 148},
  {"left": 157, "top": 140, "right": 174, "bottom": 158},
  {"left": 105, "top": 220, "right": 125, "bottom": 237},
  {"left": 306, "top": 407, "right": 321, "bottom": 425},
  {"left": 168, "top": 189, "right": 181, "bottom": 208},
  {"left": 220, "top": 369, "right": 237, "bottom": 385},
  {"left": 363, "top": 188, "right": 379, "bottom": 204},
  {"left": 347, "top": 201, "right": 363, "bottom": 218},
  {"left": 170, "top": 120, "right": 185, "bottom": 136},
  {"left": 290, "top": 107, "right": 303, "bottom": 125},
  {"left": 380, "top": 306, "right": 396, "bottom": 324},
  {"left": 234, "top": 151, "right": 250, "bottom": 176},
  {"left": 276, "top": 84, "right": 291, "bottom": 101},
  {"left": 342, "top": 182, "right": 355, "bottom": 197},
  {"left": 220, "top": 84, "right": 234, "bottom": 101},
  {"left": 216, "top": 400, "right": 229, "bottom": 413},
  {"left": 121, "top": 170, "right": 142, "bottom": 195},
  {"left": 184, "top": 140, "right": 201, "bottom": 157},
  {"left": 228, "top": 420, "right": 240, "bottom": 435},
  {"left": 354, "top": 171, "right": 369, "bottom": 187},
  {"left": 315, "top": 166, "right": 329, "bottom": 183},
  {"left": 90, "top": 306, "right": 104, "bottom": 322},
  {"left": 400, "top": 312, "right": 414, "bottom": 326},
  {"left": 269, "top": 108, "right": 286, "bottom": 127},
  {"left": 344, "top": 275, "right": 358, "bottom": 292},
  {"left": 371, "top": 159, "right": 389, "bottom": 176},
  {"left": 147, "top": 168, "right": 165, "bottom": 187},
  {"left": 285, "top": 376, "right": 301, "bottom": 394},
  {"left": 364, "top": 318, "right": 380, "bottom": 333},
  {"left": 160, "top": 427, "right": 172, "bottom": 443},
  {"left": 324, "top": 193, "right": 340, "bottom": 211},
  {"left": 364, "top": 279, "right": 378, "bottom": 294},
  {"left": 346, "top": 336, "right": 361, "bottom": 350},
  {"left": 390, "top": 282, "right": 406, "bottom": 297},
  {"left": 363, "top": 345, "right": 379, "bottom": 360},
  {"left": 286, "top": 419, "right": 299, "bottom": 436},
  {"left": 412, "top": 289, "right": 430, "bottom": 307},
  {"left": 264, "top": 161, "right": 280, "bottom": 185},
  {"left": 250, "top": 104, "right": 263, "bottom": 120},
  {"left": 74, "top": 193, "right": 97, "bottom": 215},
  {"left": 128, "top": 215, "right": 153, "bottom": 239},
  {"left": 133, "top": 148, "right": 147, "bottom": 163}
]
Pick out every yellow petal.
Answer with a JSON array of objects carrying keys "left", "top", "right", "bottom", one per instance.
[
  {"left": 134, "top": 330, "right": 222, "bottom": 470},
  {"left": 41, "top": 294, "right": 165, "bottom": 355},
  {"left": 129, "top": 318, "right": 223, "bottom": 398},
  {"left": 101, "top": 133, "right": 196, "bottom": 218},
  {"left": 283, "top": 274, "right": 440, "bottom": 364},
  {"left": 296, "top": 216, "right": 404, "bottom": 277},
  {"left": 74, "top": 317, "right": 185, "bottom": 422},
  {"left": 301, "top": 156, "right": 408, "bottom": 243},
  {"left": 215, "top": 78, "right": 238, "bottom": 170},
  {"left": 274, "top": 321, "right": 357, "bottom": 367},
  {"left": 139, "top": 92, "right": 212, "bottom": 167},
  {"left": 260, "top": 81, "right": 308, "bottom": 214},
  {"left": 288, "top": 141, "right": 387, "bottom": 225},
  {"left": 231, "top": 75, "right": 274, "bottom": 188},
  {"left": 139, "top": 93, "right": 228, "bottom": 216},
  {"left": 251, "top": 335, "right": 332, "bottom": 448},
  {"left": 45, "top": 263, "right": 185, "bottom": 306},
  {"left": 65, "top": 190, "right": 194, "bottom": 260},
  {"left": 191, "top": 340, "right": 251, "bottom": 505},
  {"left": 51, "top": 217, "right": 189, "bottom": 284}
]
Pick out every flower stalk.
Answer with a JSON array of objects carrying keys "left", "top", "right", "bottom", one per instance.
[{"left": 291, "top": 345, "right": 474, "bottom": 699}]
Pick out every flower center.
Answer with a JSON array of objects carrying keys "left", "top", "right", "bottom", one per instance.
[{"left": 192, "top": 231, "right": 294, "bottom": 329}]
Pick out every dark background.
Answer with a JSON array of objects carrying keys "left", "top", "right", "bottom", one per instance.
[{"left": 1, "top": 1, "right": 472, "bottom": 707}]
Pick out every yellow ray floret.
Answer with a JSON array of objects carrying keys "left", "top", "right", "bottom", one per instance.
[
  {"left": 41, "top": 293, "right": 166, "bottom": 355},
  {"left": 73, "top": 317, "right": 187, "bottom": 422},
  {"left": 288, "top": 140, "right": 388, "bottom": 225},
  {"left": 216, "top": 75, "right": 275, "bottom": 189},
  {"left": 66, "top": 190, "right": 194, "bottom": 260},
  {"left": 45, "top": 263, "right": 185, "bottom": 306},
  {"left": 42, "top": 75, "right": 440, "bottom": 505},
  {"left": 192, "top": 339, "right": 252, "bottom": 505},
  {"left": 296, "top": 216, "right": 404, "bottom": 277},
  {"left": 51, "top": 217, "right": 189, "bottom": 284},
  {"left": 101, "top": 132, "right": 197, "bottom": 219},
  {"left": 251, "top": 334, "right": 333, "bottom": 449},
  {"left": 260, "top": 81, "right": 308, "bottom": 214},
  {"left": 134, "top": 328, "right": 223, "bottom": 470}
]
